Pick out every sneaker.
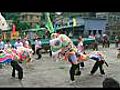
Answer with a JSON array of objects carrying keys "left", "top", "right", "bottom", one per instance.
[{"left": 69, "top": 80, "right": 75, "bottom": 84}]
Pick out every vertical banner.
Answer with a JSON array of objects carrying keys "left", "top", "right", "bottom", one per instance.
[{"left": 45, "top": 13, "right": 54, "bottom": 33}]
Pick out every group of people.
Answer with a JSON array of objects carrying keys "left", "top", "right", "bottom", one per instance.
[
  {"left": 49, "top": 33, "right": 109, "bottom": 83},
  {"left": 0, "top": 36, "right": 43, "bottom": 81},
  {"left": 0, "top": 32, "right": 119, "bottom": 88}
]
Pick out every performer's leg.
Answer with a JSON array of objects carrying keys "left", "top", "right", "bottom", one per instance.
[
  {"left": 32, "top": 45, "right": 35, "bottom": 55},
  {"left": 75, "top": 63, "right": 81, "bottom": 75},
  {"left": 90, "top": 61, "right": 99, "bottom": 75},
  {"left": 36, "top": 48, "right": 42, "bottom": 59},
  {"left": 49, "top": 47, "right": 52, "bottom": 57},
  {"left": 69, "top": 64, "right": 78, "bottom": 81},
  {"left": 80, "top": 62, "right": 84, "bottom": 68},
  {"left": 99, "top": 61, "right": 105, "bottom": 75},
  {"left": 12, "top": 68, "right": 16, "bottom": 78},
  {"left": 18, "top": 68, "right": 23, "bottom": 80},
  {"left": 11, "top": 61, "right": 16, "bottom": 78}
]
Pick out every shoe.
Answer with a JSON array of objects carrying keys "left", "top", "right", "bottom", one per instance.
[
  {"left": 100, "top": 74, "right": 106, "bottom": 77},
  {"left": 69, "top": 80, "right": 75, "bottom": 84}
]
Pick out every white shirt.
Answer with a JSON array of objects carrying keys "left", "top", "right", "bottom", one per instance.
[
  {"left": 35, "top": 40, "right": 42, "bottom": 49},
  {"left": 14, "top": 41, "right": 23, "bottom": 49},
  {"left": 23, "top": 40, "right": 30, "bottom": 48},
  {"left": 0, "top": 41, "right": 4, "bottom": 49},
  {"left": 4, "top": 43, "right": 12, "bottom": 49},
  {"left": 89, "top": 53, "right": 103, "bottom": 61}
]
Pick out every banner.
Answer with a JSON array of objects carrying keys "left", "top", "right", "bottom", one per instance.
[
  {"left": 73, "top": 18, "right": 77, "bottom": 27},
  {"left": 12, "top": 24, "right": 16, "bottom": 34},
  {"left": 45, "top": 13, "right": 54, "bottom": 33}
]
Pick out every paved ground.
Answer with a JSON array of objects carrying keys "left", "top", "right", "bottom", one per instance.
[{"left": 0, "top": 44, "right": 120, "bottom": 88}]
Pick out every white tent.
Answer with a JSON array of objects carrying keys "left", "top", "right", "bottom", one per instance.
[{"left": 0, "top": 13, "right": 10, "bottom": 31}]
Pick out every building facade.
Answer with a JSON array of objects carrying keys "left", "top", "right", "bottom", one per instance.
[
  {"left": 96, "top": 12, "right": 120, "bottom": 35},
  {"left": 55, "top": 16, "right": 107, "bottom": 38},
  {"left": 19, "top": 12, "right": 42, "bottom": 28}
]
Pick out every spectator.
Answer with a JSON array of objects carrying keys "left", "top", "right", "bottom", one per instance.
[
  {"left": 0, "top": 38, "right": 4, "bottom": 50},
  {"left": 23, "top": 38, "right": 30, "bottom": 48},
  {"left": 103, "top": 77, "right": 120, "bottom": 88},
  {"left": 77, "top": 36, "right": 85, "bottom": 69},
  {"left": 4, "top": 39, "right": 12, "bottom": 49},
  {"left": 14, "top": 39, "right": 23, "bottom": 49},
  {"left": 35, "top": 38, "right": 42, "bottom": 60}
]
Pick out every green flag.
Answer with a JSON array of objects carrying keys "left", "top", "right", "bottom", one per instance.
[
  {"left": 45, "top": 13, "right": 54, "bottom": 33},
  {"left": 73, "top": 18, "right": 77, "bottom": 27}
]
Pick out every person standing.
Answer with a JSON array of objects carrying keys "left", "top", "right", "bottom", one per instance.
[
  {"left": 23, "top": 38, "right": 30, "bottom": 48},
  {"left": 0, "top": 38, "right": 4, "bottom": 50},
  {"left": 77, "top": 36, "right": 85, "bottom": 69},
  {"left": 65, "top": 48, "right": 81, "bottom": 82},
  {"left": 35, "top": 38, "right": 42, "bottom": 60},
  {"left": 89, "top": 51, "right": 108, "bottom": 76}
]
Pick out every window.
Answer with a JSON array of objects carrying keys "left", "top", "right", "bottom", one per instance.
[{"left": 103, "top": 15, "right": 106, "bottom": 19}]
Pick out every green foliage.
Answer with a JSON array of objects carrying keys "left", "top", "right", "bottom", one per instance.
[{"left": 2, "top": 12, "right": 31, "bottom": 31}]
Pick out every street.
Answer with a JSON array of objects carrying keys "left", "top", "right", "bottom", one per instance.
[{"left": 0, "top": 44, "right": 120, "bottom": 88}]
